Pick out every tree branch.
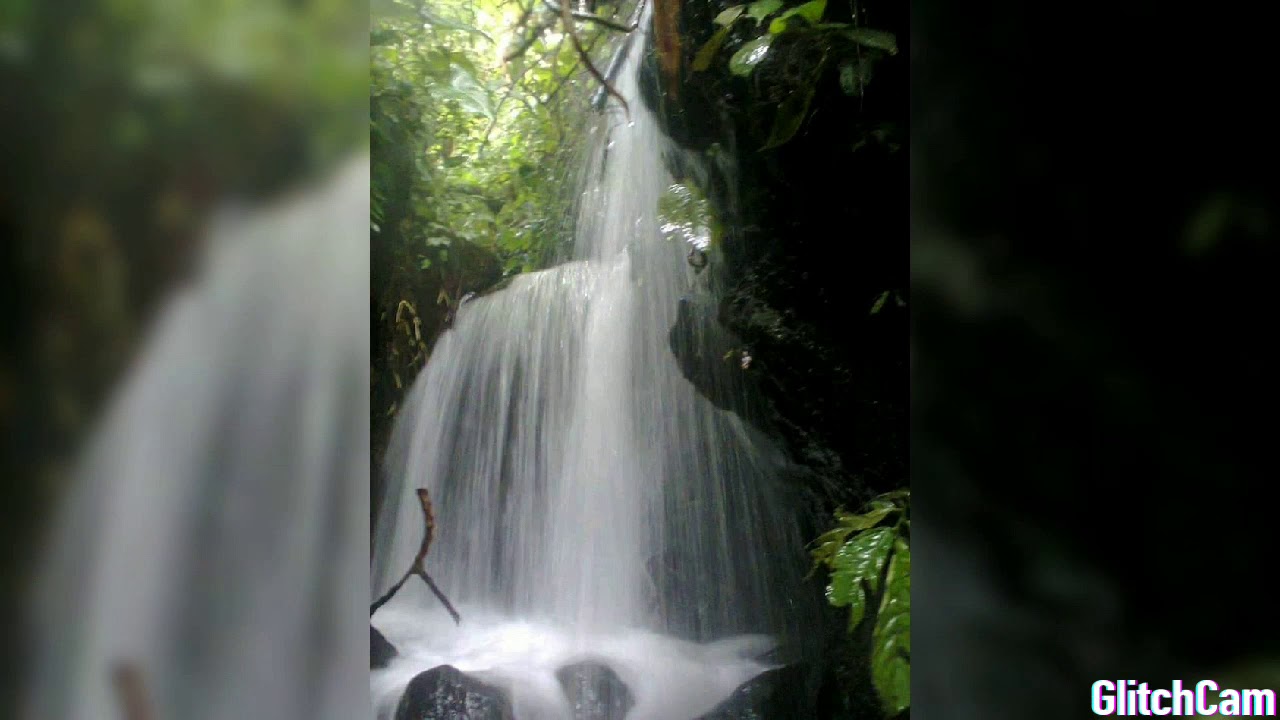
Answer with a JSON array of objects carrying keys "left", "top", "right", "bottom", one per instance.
[
  {"left": 370, "top": 488, "right": 462, "bottom": 624},
  {"left": 557, "top": 0, "right": 630, "bottom": 118},
  {"left": 542, "top": 0, "right": 638, "bottom": 32},
  {"left": 503, "top": 14, "right": 557, "bottom": 63}
]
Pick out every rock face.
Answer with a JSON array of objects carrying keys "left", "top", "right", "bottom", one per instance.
[
  {"left": 667, "top": 296, "right": 761, "bottom": 423},
  {"left": 556, "top": 661, "right": 634, "bottom": 720},
  {"left": 371, "top": 625, "right": 398, "bottom": 669},
  {"left": 637, "top": 0, "right": 907, "bottom": 713},
  {"left": 394, "top": 665, "right": 514, "bottom": 720}
]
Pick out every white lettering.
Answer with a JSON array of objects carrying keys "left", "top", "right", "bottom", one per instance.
[
  {"left": 1197, "top": 680, "right": 1219, "bottom": 715},
  {"left": 1172, "top": 680, "right": 1195, "bottom": 716},
  {"left": 1093, "top": 680, "right": 1116, "bottom": 715},
  {"left": 1242, "top": 689, "right": 1276, "bottom": 716},
  {"left": 1220, "top": 688, "right": 1240, "bottom": 715},
  {"left": 1150, "top": 689, "right": 1171, "bottom": 716},
  {"left": 1092, "top": 679, "right": 1275, "bottom": 716}
]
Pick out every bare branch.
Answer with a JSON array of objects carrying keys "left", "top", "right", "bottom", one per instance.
[
  {"left": 557, "top": 0, "right": 630, "bottom": 118},
  {"left": 370, "top": 488, "right": 462, "bottom": 624},
  {"left": 503, "top": 14, "right": 557, "bottom": 63},
  {"left": 542, "top": 0, "right": 638, "bottom": 32}
]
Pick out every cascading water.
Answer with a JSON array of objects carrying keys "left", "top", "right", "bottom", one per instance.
[
  {"left": 25, "top": 157, "right": 371, "bottom": 720},
  {"left": 371, "top": 17, "right": 815, "bottom": 720}
]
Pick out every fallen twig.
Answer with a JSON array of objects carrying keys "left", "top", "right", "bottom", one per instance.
[{"left": 370, "top": 489, "right": 462, "bottom": 624}]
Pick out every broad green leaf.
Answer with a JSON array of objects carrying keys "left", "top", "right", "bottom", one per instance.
[
  {"left": 839, "top": 56, "right": 875, "bottom": 96},
  {"left": 873, "top": 539, "right": 911, "bottom": 714},
  {"left": 873, "top": 637, "right": 911, "bottom": 714},
  {"left": 826, "top": 526, "right": 893, "bottom": 629},
  {"left": 693, "top": 24, "right": 735, "bottom": 72},
  {"left": 810, "top": 524, "right": 855, "bottom": 567},
  {"left": 729, "top": 35, "right": 773, "bottom": 76},
  {"left": 835, "top": 505, "right": 894, "bottom": 532},
  {"left": 769, "top": 0, "right": 825, "bottom": 34},
  {"left": 870, "top": 290, "right": 890, "bottom": 314},
  {"left": 762, "top": 78, "right": 818, "bottom": 149},
  {"left": 419, "top": 258, "right": 433, "bottom": 269},
  {"left": 867, "top": 498, "right": 897, "bottom": 513},
  {"left": 714, "top": 6, "right": 745, "bottom": 25},
  {"left": 844, "top": 27, "right": 897, "bottom": 54},
  {"left": 747, "top": 0, "right": 783, "bottom": 25}
]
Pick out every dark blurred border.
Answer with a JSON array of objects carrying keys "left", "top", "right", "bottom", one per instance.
[{"left": 912, "top": 0, "right": 1280, "bottom": 717}]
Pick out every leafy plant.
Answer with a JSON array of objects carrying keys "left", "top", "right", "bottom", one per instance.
[
  {"left": 692, "top": 0, "right": 898, "bottom": 149},
  {"left": 658, "top": 181, "right": 721, "bottom": 250},
  {"left": 811, "top": 489, "right": 911, "bottom": 716},
  {"left": 371, "top": 0, "right": 624, "bottom": 278}
]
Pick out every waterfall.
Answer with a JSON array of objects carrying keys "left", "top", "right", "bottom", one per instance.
[
  {"left": 24, "top": 157, "right": 372, "bottom": 720},
  {"left": 371, "top": 18, "right": 814, "bottom": 720}
]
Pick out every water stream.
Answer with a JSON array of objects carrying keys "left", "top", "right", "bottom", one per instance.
[
  {"left": 371, "top": 20, "right": 813, "bottom": 720},
  {"left": 25, "top": 158, "right": 372, "bottom": 720}
]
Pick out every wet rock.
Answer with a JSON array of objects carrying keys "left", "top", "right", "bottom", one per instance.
[
  {"left": 395, "top": 665, "right": 514, "bottom": 720},
  {"left": 667, "top": 296, "right": 760, "bottom": 423},
  {"left": 371, "top": 625, "right": 397, "bottom": 669},
  {"left": 556, "top": 661, "right": 634, "bottom": 720},
  {"left": 696, "top": 664, "right": 813, "bottom": 719}
]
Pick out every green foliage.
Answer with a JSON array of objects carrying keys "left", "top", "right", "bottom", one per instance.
[
  {"left": 371, "top": 0, "right": 616, "bottom": 278},
  {"left": 767, "top": 0, "right": 826, "bottom": 35},
  {"left": 729, "top": 36, "right": 773, "bottom": 76},
  {"left": 868, "top": 290, "right": 905, "bottom": 314},
  {"left": 762, "top": 76, "right": 816, "bottom": 149},
  {"left": 658, "top": 182, "right": 720, "bottom": 250},
  {"left": 693, "top": 24, "right": 736, "bottom": 71},
  {"left": 692, "top": 0, "right": 898, "bottom": 150},
  {"left": 746, "top": 0, "right": 784, "bottom": 26},
  {"left": 811, "top": 490, "right": 911, "bottom": 716},
  {"left": 841, "top": 27, "right": 898, "bottom": 54}
]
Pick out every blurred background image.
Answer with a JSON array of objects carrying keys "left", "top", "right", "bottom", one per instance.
[
  {"left": 911, "top": 1, "right": 1280, "bottom": 716},
  {"left": 4, "top": 0, "right": 1280, "bottom": 718},
  {"left": 1, "top": 0, "right": 368, "bottom": 717}
]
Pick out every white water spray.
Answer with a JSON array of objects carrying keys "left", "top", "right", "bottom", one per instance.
[{"left": 372, "top": 20, "right": 812, "bottom": 720}]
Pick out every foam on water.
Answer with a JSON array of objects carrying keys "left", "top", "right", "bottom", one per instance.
[
  {"left": 371, "top": 9, "right": 815, "bottom": 718},
  {"left": 373, "top": 597, "right": 777, "bottom": 720}
]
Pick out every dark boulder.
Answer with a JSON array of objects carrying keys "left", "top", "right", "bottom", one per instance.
[
  {"left": 556, "top": 661, "right": 634, "bottom": 720},
  {"left": 667, "top": 296, "right": 761, "bottom": 424},
  {"left": 371, "top": 625, "right": 398, "bottom": 669},
  {"left": 394, "top": 665, "right": 514, "bottom": 720},
  {"left": 696, "top": 664, "right": 813, "bottom": 719}
]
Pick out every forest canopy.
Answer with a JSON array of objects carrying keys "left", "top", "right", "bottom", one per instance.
[{"left": 371, "top": 0, "right": 633, "bottom": 277}]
